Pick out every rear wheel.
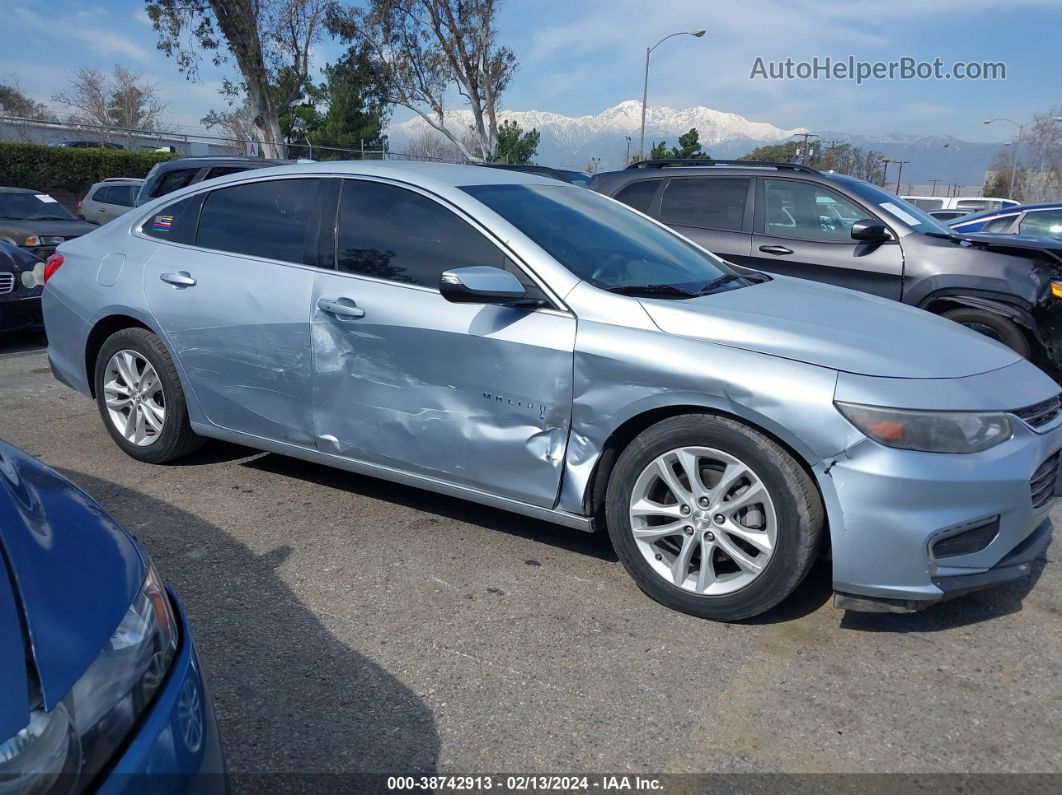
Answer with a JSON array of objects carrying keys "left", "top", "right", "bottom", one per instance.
[
  {"left": 605, "top": 414, "right": 823, "bottom": 621},
  {"left": 942, "top": 307, "right": 1030, "bottom": 357},
  {"left": 94, "top": 328, "right": 203, "bottom": 463}
]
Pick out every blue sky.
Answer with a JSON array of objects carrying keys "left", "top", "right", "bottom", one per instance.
[{"left": 3, "top": 0, "right": 1058, "bottom": 142}]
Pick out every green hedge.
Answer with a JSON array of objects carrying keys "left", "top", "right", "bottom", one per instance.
[{"left": 0, "top": 142, "right": 176, "bottom": 195}]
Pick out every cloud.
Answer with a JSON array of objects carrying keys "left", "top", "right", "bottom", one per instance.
[{"left": 13, "top": 6, "right": 151, "bottom": 62}]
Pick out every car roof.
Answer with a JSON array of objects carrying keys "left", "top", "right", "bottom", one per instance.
[
  {"left": 950, "top": 202, "right": 1062, "bottom": 224},
  {"left": 152, "top": 156, "right": 294, "bottom": 170}
]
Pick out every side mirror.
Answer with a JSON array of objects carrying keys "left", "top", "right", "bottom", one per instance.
[
  {"left": 851, "top": 219, "right": 889, "bottom": 242},
  {"left": 439, "top": 266, "right": 526, "bottom": 304}
]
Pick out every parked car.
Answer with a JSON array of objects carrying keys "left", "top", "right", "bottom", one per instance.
[
  {"left": 948, "top": 202, "right": 1062, "bottom": 239},
  {"left": 49, "top": 140, "right": 125, "bottom": 150},
  {"left": 903, "top": 194, "right": 1018, "bottom": 212},
  {"left": 0, "top": 187, "right": 97, "bottom": 260},
  {"left": 0, "top": 241, "right": 43, "bottom": 332},
  {"left": 79, "top": 178, "right": 144, "bottom": 224},
  {"left": 42, "top": 162, "right": 1058, "bottom": 620},
  {"left": 478, "top": 163, "right": 592, "bottom": 187},
  {"left": 136, "top": 157, "right": 295, "bottom": 206},
  {"left": 0, "top": 439, "right": 225, "bottom": 790},
  {"left": 592, "top": 160, "right": 1062, "bottom": 370},
  {"left": 927, "top": 209, "right": 973, "bottom": 222}
]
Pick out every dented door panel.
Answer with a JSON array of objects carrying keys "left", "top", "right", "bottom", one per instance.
[{"left": 311, "top": 272, "right": 576, "bottom": 507}]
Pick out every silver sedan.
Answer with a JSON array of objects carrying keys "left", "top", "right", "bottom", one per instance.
[{"left": 41, "top": 162, "right": 1059, "bottom": 620}]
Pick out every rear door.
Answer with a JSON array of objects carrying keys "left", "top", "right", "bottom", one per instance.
[
  {"left": 142, "top": 176, "right": 322, "bottom": 446},
  {"left": 656, "top": 176, "right": 755, "bottom": 266},
  {"left": 749, "top": 177, "right": 905, "bottom": 299}
]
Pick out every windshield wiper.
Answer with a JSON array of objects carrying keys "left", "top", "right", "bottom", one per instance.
[
  {"left": 696, "top": 273, "right": 758, "bottom": 294},
  {"left": 606, "top": 283, "right": 697, "bottom": 299}
]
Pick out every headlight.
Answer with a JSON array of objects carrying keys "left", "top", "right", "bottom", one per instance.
[
  {"left": 835, "top": 402, "right": 1013, "bottom": 453},
  {"left": 0, "top": 562, "right": 177, "bottom": 792},
  {"left": 22, "top": 237, "right": 63, "bottom": 247}
]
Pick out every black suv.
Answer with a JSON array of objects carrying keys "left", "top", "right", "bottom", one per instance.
[
  {"left": 592, "top": 159, "right": 1062, "bottom": 371},
  {"left": 136, "top": 157, "right": 295, "bottom": 206}
]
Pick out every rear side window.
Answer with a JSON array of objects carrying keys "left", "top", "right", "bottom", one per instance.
[
  {"left": 197, "top": 178, "right": 319, "bottom": 263},
  {"left": 142, "top": 194, "right": 203, "bottom": 244},
  {"left": 336, "top": 180, "right": 505, "bottom": 287},
  {"left": 613, "top": 180, "right": 661, "bottom": 213},
  {"left": 90, "top": 186, "right": 111, "bottom": 203},
  {"left": 149, "top": 168, "right": 200, "bottom": 199},
  {"left": 660, "top": 177, "right": 749, "bottom": 231}
]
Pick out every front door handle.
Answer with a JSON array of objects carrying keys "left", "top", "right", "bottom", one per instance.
[
  {"left": 758, "top": 245, "right": 794, "bottom": 256},
  {"left": 317, "top": 297, "right": 365, "bottom": 319},
  {"left": 160, "top": 271, "right": 196, "bottom": 287}
]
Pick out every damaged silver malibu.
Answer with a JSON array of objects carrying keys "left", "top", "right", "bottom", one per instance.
[{"left": 41, "top": 162, "right": 1059, "bottom": 620}]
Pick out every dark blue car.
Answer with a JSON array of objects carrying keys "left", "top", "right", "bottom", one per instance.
[{"left": 0, "top": 439, "right": 225, "bottom": 792}]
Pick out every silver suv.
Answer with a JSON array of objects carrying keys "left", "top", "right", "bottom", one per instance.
[
  {"left": 42, "top": 162, "right": 1059, "bottom": 620},
  {"left": 79, "top": 179, "right": 143, "bottom": 224}
]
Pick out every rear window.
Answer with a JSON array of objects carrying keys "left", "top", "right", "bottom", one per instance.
[
  {"left": 613, "top": 180, "right": 661, "bottom": 214},
  {"left": 196, "top": 178, "right": 319, "bottom": 263}
]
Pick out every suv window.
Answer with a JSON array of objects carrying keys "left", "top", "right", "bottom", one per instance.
[
  {"left": 908, "top": 197, "right": 944, "bottom": 210},
  {"left": 660, "top": 177, "right": 749, "bottom": 231},
  {"left": 150, "top": 168, "right": 200, "bottom": 199},
  {"left": 141, "top": 194, "right": 203, "bottom": 244},
  {"left": 100, "top": 185, "right": 137, "bottom": 207},
  {"left": 197, "top": 178, "right": 319, "bottom": 263},
  {"left": 1019, "top": 209, "right": 1062, "bottom": 237},
  {"left": 613, "top": 180, "right": 661, "bottom": 213},
  {"left": 204, "top": 166, "right": 251, "bottom": 180},
  {"left": 337, "top": 180, "right": 506, "bottom": 288},
  {"left": 763, "top": 179, "right": 863, "bottom": 242}
]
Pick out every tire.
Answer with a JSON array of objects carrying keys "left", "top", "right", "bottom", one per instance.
[
  {"left": 94, "top": 327, "right": 203, "bottom": 464},
  {"left": 942, "top": 308, "right": 1030, "bottom": 357},
  {"left": 605, "top": 414, "right": 823, "bottom": 621}
]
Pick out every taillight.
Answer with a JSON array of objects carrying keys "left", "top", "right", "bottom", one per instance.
[{"left": 43, "top": 254, "right": 64, "bottom": 283}]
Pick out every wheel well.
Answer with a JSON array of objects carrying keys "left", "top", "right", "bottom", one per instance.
[
  {"left": 84, "top": 315, "right": 151, "bottom": 397},
  {"left": 922, "top": 295, "right": 1037, "bottom": 348},
  {"left": 582, "top": 405, "right": 827, "bottom": 538}
]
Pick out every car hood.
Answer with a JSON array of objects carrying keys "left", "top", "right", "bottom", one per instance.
[
  {"left": 639, "top": 276, "right": 1022, "bottom": 379},
  {"left": 0, "top": 218, "right": 97, "bottom": 240},
  {"left": 0, "top": 440, "right": 145, "bottom": 737}
]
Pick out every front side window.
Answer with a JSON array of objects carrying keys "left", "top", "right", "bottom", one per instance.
[
  {"left": 109, "top": 185, "right": 137, "bottom": 207},
  {"left": 197, "top": 178, "right": 319, "bottom": 263},
  {"left": 1019, "top": 209, "right": 1062, "bottom": 238},
  {"left": 763, "top": 179, "right": 866, "bottom": 242},
  {"left": 462, "top": 183, "right": 737, "bottom": 294},
  {"left": 660, "top": 177, "right": 749, "bottom": 231},
  {"left": 613, "top": 180, "right": 661, "bottom": 213},
  {"left": 337, "top": 180, "right": 506, "bottom": 287}
]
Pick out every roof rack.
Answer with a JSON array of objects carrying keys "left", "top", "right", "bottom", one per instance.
[{"left": 625, "top": 158, "right": 822, "bottom": 175}]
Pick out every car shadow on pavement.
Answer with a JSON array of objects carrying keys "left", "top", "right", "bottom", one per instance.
[
  {"left": 59, "top": 469, "right": 440, "bottom": 794},
  {"left": 243, "top": 453, "right": 619, "bottom": 562},
  {"left": 0, "top": 329, "right": 47, "bottom": 355},
  {"left": 838, "top": 556, "right": 1048, "bottom": 633},
  {"left": 742, "top": 557, "right": 835, "bottom": 624}
]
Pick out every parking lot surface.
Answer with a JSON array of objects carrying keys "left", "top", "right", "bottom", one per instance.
[{"left": 1, "top": 331, "right": 1060, "bottom": 783}]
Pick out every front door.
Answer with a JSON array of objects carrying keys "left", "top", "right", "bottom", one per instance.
[
  {"left": 750, "top": 177, "right": 905, "bottom": 299},
  {"left": 142, "top": 177, "right": 321, "bottom": 446},
  {"left": 310, "top": 178, "right": 576, "bottom": 507}
]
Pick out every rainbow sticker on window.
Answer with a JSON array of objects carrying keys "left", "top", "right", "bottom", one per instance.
[{"left": 151, "top": 214, "right": 174, "bottom": 233}]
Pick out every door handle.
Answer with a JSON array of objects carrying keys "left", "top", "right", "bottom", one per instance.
[
  {"left": 758, "top": 245, "right": 794, "bottom": 256},
  {"left": 317, "top": 297, "right": 365, "bottom": 319},
  {"left": 160, "top": 271, "right": 196, "bottom": 287}
]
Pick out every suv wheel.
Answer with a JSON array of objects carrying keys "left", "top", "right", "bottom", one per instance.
[
  {"left": 94, "top": 327, "right": 203, "bottom": 463},
  {"left": 605, "top": 414, "right": 823, "bottom": 621},
  {"left": 942, "top": 308, "right": 1030, "bottom": 357}
]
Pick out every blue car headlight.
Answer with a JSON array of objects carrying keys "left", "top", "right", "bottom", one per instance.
[{"left": 0, "top": 562, "right": 178, "bottom": 792}]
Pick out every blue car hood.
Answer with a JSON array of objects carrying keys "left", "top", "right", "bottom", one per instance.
[
  {"left": 640, "top": 276, "right": 1021, "bottom": 379},
  {"left": 0, "top": 441, "right": 145, "bottom": 739}
]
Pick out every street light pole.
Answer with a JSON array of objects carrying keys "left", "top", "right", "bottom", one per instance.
[
  {"left": 639, "top": 29, "right": 706, "bottom": 160},
  {"left": 984, "top": 118, "right": 1025, "bottom": 198}
]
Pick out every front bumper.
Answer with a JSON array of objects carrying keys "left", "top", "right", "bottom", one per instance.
[{"left": 97, "top": 590, "right": 226, "bottom": 794}]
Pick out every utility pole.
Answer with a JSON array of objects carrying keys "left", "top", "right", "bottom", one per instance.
[
  {"left": 880, "top": 158, "right": 892, "bottom": 188},
  {"left": 928, "top": 178, "right": 942, "bottom": 196},
  {"left": 793, "top": 132, "right": 819, "bottom": 164},
  {"left": 893, "top": 160, "right": 911, "bottom": 194}
]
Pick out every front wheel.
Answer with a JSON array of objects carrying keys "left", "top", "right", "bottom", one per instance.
[
  {"left": 94, "top": 327, "right": 203, "bottom": 463},
  {"left": 942, "top": 307, "right": 1030, "bottom": 357},
  {"left": 605, "top": 414, "right": 823, "bottom": 621}
]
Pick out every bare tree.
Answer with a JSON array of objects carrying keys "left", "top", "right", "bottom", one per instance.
[
  {"left": 329, "top": 0, "right": 517, "bottom": 162},
  {"left": 146, "top": 0, "right": 328, "bottom": 159},
  {"left": 202, "top": 102, "right": 258, "bottom": 155},
  {"left": 53, "top": 66, "right": 167, "bottom": 146},
  {"left": 403, "top": 128, "right": 461, "bottom": 161}
]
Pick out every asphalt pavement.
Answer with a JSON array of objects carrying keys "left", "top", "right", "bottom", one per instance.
[{"left": 1, "top": 330, "right": 1059, "bottom": 785}]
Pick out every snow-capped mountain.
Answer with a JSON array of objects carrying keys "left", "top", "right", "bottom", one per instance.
[{"left": 386, "top": 100, "right": 807, "bottom": 170}]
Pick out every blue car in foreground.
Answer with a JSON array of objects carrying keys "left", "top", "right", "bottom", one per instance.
[{"left": 0, "top": 440, "right": 225, "bottom": 792}]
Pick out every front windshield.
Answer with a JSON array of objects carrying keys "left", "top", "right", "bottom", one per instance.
[
  {"left": 843, "top": 181, "right": 954, "bottom": 235},
  {"left": 462, "top": 183, "right": 736, "bottom": 293},
  {"left": 0, "top": 193, "right": 77, "bottom": 221}
]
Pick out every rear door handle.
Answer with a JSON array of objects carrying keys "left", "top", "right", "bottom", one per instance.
[
  {"left": 160, "top": 271, "right": 196, "bottom": 287},
  {"left": 317, "top": 297, "right": 365, "bottom": 319},
  {"left": 758, "top": 245, "right": 794, "bottom": 256}
]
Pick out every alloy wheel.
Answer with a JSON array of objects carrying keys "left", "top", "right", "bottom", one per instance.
[
  {"left": 103, "top": 350, "right": 166, "bottom": 447},
  {"left": 628, "top": 446, "right": 778, "bottom": 595}
]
